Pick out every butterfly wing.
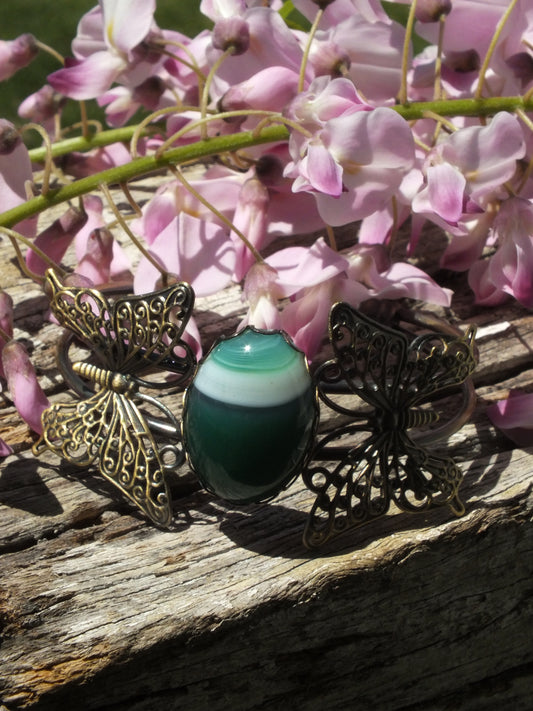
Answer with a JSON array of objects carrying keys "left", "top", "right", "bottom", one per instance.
[
  {"left": 391, "top": 431, "right": 465, "bottom": 516},
  {"left": 45, "top": 269, "right": 116, "bottom": 364},
  {"left": 34, "top": 388, "right": 173, "bottom": 527},
  {"left": 326, "top": 302, "right": 476, "bottom": 411},
  {"left": 325, "top": 302, "right": 410, "bottom": 412},
  {"left": 110, "top": 282, "right": 195, "bottom": 379},
  {"left": 44, "top": 269, "right": 196, "bottom": 382},
  {"left": 302, "top": 426, "right": 465, "bottom": 548},
  {"left": 303, "top": 425, "right": 390, "bottom": 548},
  {"left": 398, "top": 327, "right": 477, "bottom": 409}
]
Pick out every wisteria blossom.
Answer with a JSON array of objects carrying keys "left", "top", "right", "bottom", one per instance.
[
  {"left": 0, "top": 0, "right": 533, "bottom": 442},
  {"left": 48, "top": 1, "right": 161, "bottom": 100},
  {"left": 412, "top": 112, "right": 526, "bottom": 270},
  {"left": 0, "top": 120, "right": 36, "bottom": 238},
  {"left": 487, "top": 391, "right": 533, "bottom": 447},
  {"left": 469, "top": 197, "right": 533, "bottom": 307},
  {"left": 1, "top": 341, "right": 49, "bottom": 435}
]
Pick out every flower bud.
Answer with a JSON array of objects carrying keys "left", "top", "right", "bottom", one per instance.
[
  {"left": 212, "top": 17, "right": 250, "bottom": 55},
  {"left": 505, "top": 53, "right": 533, "bottom": 88},
  {"left": 0, "top": 119, "right": 22, "bottom": 155},
  {"left": 444, "top": 49, "right": 480, "bottom": 73},
  {"left": 255, "top": 154, "right": 284, "bottom": 187},
  {"left": 18, "top": 85, "right": 67, "bottom": 124},
  {"left": 132, "top": 76, "right": 166, "bottom": 110},
  {"left": 309, "top": 40, "right": 351, "bottom": 79},
  {"left": 415, "top": 0, "right": 452, "bottom": 23},
  {"left": 0, "top": 33, "right": 38, "bottom": 82}
]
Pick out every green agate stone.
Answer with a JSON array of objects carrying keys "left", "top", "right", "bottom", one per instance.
[{"left": 182, "top": 327, "right": 318, "bottom": 504}]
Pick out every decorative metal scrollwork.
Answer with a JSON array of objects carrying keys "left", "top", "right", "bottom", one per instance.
[
  {"left": 302, "top": 302, "right": 477, "bottom": 549},
  {"left": 33, "top": 270, "right": 196, "bottom": 526}
]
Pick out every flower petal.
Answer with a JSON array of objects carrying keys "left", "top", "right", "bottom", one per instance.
[
  {"left": 426, "top": 163, "right": 466, "bottom": 223},
  {"left": 266, "top": 237, "right": 349, "bottom": 297},
  {"left": 102, "top": 0, "right": 156, "bottom": 53},
  {"left": 306, "top": 142, "right": 344, "bottom": 196},
  {"left": 2, "top": 341, "right": 49, "bottom": 435},
  {"left": 487, "top": 391, "right": 533, "bottom": 447},
  {"left": 48, "top": 51, "right": 125, "bottom": 100}
]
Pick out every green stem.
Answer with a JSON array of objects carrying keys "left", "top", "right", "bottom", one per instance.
[
  {"left": 397, "top": 0, "right": 418, "bottom": 105},
  {"left": 3, "top": 124, "right": 289, "bottom": 229},
  {"left": 394, "top": 95, "right": 533, "bottom": 120},
  {"left": 7, "top": 94, "right": 533, "bottom": 231},
  {"left": 28, "top": 125, "right": 158, "bottom": 162}
]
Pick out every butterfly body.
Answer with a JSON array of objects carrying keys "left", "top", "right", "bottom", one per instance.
[{"left": 34, "top": 270, "right": 196, "bottom": 526}]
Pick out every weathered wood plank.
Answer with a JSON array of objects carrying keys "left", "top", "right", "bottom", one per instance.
[
  {"left": 1, "top": 191, "right": 532, "bottom": 709},
  {"left": 1, "top": 443, "right": 532, "bottom": 709}
]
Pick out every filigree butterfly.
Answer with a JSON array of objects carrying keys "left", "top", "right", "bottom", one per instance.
[
  {"left": 33, "top": 269, "right": 196, "bottom": 526},
  {"left": 302, "top": 302, "right": 477, "bottom": 548}
]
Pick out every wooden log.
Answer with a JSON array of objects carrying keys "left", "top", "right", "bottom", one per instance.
[{"left": 1, "top": 190, "right": 532, "bottom": 710}]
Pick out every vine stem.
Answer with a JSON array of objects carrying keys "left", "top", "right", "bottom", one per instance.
[
  {"left": 28, "top": 125, "right": 157, "bottom": 162},
  {"left": 397, "top": 0, "right": 418, "bottom": 105},
  {"left": 6, "top": 95, "right": 533, "bottom": 231},
  {"left": 475, "top": 0, "right": 520, "bottom": 99},
  {"left": 298, "top": 7, "right": 323, "bottom": 93},
  {"left": 3, "top": 125, "right": 289, "bottom": 229}
]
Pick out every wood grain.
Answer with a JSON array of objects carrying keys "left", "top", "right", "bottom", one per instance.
[{"left": 1, "top": 189, "right": 532, "bottom": 710}]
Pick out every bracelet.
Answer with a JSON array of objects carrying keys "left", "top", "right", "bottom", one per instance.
[{"left": 33, "top": 269, "right": 477, "bottom": 548}]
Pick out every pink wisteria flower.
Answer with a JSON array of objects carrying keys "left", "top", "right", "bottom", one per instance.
[
  {"left": 412, "top": 112, "right": 526, "bottom": 270},
  {"left": 97, "top": 74, "right": 176, "bottom": 127},
  {"left": 0, "top": 289, "right": 14, "bottom": 381},
  {"left": 312, "top": 12, "right": 405, "bottom": 103},
  {"left": 48, "top": 0, "right": 161, "bottom": 100},
  {"left": 0, "top": 120, "right": 36, "bottom": 238},
  {"left": 469, "top": 198, "right": 533, "bottom": 308},
  {"left": 241, "top": 238, "right": 452, "bottom": 360},
  {"left": 205, "top": 5, "right": 307, "bottom": 102},
  {"left": 231, "top": 155, "right": 324, "bottom": 281},
  {"left": 73, "top": 195, "right": 132, "bottom": 284},
  {"left": 414, "top": 0, "right": 509, "bottom": 61},
  {"left": 240, "top": 237, "right": 349, "bottom": 354},
  {"left": 2, "top": 341, "right": 49, "bottom": 435},
  {"left": 487, "top": 391, "right": 533, "bottom": 447},
  {"left": 26, "top": 206, "right": 88, "bottom": 277},
  {"left": 18, "top": 85, "right": 67, "bottom": 137},
  {"left": 284, "top": 78, "right": 415, "bottom": 225}
]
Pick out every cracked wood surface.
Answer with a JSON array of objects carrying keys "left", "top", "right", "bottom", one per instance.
[{"left": 1, "top": 192, "right": 533, "bottom": 710}]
